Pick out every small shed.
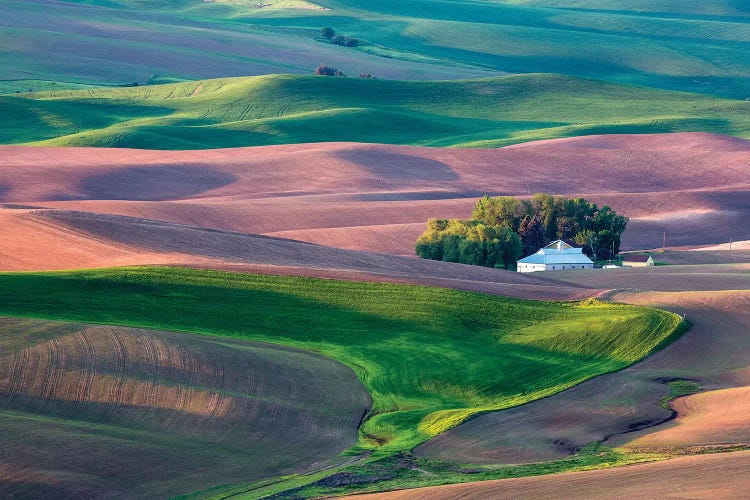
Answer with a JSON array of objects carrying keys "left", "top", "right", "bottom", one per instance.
[{"left": 622, "top": 255, "right": 654, "bottom": 267}]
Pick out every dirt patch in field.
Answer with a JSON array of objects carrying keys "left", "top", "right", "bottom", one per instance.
[
  {"left": 649, "top": 249, "right": 750, "bottom": 265},
  {"left": 352, "top": 451, "right": 750, "bottom": 499},
  {"left": 625, "top": 386, "right": 750, "bottom": 451},
  {"left": 602, "top": 290, "right": 750, "bottom": 451}
]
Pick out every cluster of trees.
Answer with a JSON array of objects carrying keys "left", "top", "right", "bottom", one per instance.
[
  {"left": 315, "top": 64, "right": 346, "bottom": 77},
  {"left": 416, "top": 193, "right": 628, "bottom": 268},
  {"left": 321, "top": 27, "right": 359, "bottom": 47},
  {"left": 314, "top": 65, "right": 377, "bottom": 79},
  {"left": 415, "top": 219, "right": 523, "bottom": 269}
]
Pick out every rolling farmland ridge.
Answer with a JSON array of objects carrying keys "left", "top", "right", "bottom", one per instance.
[
  {"left": 4, "top": 74, "right": 750, "bottom": 149},
  {"left": 2, "top": 0, "right": 750, "bottom": 498}
]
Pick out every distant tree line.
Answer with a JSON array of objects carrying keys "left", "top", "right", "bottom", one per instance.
[
  {"left": 314, "top": 65, "right": 377, "bottom": 79},
  {"left": 321, "top": 27, "right": 359, "bottom": 47},
  {"left": 415, "top": 219, "right": 523, "bottom": 269},
  {"left": 315, "top": 64, "right": 346, "bottom": 77},
  {"left": 416, "top": 193, "right": 628, "bottom": 268}
]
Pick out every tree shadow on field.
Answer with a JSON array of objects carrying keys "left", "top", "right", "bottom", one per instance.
[
  {"left": 73, "top": 165, "right": 237, "bottom": 201},
  {"left": 336, "top": 149, "right": 459, "bottom": 182}
]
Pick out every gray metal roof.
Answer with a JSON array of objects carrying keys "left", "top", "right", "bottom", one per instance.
[{"left": 517, "top": 240, "right": 594, "bottom": 265}]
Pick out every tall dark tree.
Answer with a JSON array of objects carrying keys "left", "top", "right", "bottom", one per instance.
[
  {"left": 497, "top": 227, "right": 523, "bottom": 270},
  {"left": 531, "top": 193, "right": 558, "bottom": 241},
  {"left": 441, "top": 235, "right": 462, "bottom": 263},
  {"left": 518, "top": 213, "right": 547, "bottom": 257}
]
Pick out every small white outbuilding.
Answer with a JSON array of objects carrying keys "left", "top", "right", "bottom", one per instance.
[{"left": 516, "top": 240, "right": 594, "bottom": 273}]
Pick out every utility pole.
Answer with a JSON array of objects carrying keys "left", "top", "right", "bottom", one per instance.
[
  {"left": 730, "top": 237, "right": 733, "bottom": 251},
  {"left": 662, "top": 231, "right": 666, "bottom": 251}
]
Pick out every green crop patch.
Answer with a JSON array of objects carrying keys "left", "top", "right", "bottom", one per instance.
[
  {"left": 4, "top": 73, "right": 750, "bottom": 149},
  {"left": 0, "top": 267, "right": 685, "bottom": 453}
]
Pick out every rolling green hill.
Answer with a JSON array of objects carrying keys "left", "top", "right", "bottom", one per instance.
[
  {"left": 0, "top": 267, "right": 684, "bottom": 453},
  {"left": 5, "top": 73, "right": 750, "bottom": 149},
  {"left": 3, "top": 0, "right": 750, "bottom": 97}
]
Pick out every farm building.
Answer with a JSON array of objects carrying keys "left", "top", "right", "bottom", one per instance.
[
  {"left": 622, "top": 255, "right": 655, "bottom": 267},
  {"left": 517, "top": 240, "right": 594, "bottom": 273}
]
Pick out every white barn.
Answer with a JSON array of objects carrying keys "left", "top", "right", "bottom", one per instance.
[{"left": 517, "top": 240, "right": 594, "bottom": 273}]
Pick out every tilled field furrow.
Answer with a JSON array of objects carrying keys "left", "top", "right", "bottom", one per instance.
[
  {"left": 105, "top": 327, "right": 130, "bottom": 422},
  {"left": 73, "top": 330, "right": 97, "bottom": 419},
  {"left": 0, "top": 317, "right": 368, "bottom": 497}
]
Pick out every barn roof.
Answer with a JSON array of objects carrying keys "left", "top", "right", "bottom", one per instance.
[{"left": 518, "top": 239, "right": 594, "bottom": 265}]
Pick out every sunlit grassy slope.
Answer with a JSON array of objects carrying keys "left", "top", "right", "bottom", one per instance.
[
  {"left": 0, "top": 267, "right": 685, "bottom": 453},
  {"left": 5, "top": 0, "right": 750, "bottom": 97},
  {"left": 4, "top": 73, "right": 749, "bottom": 149}
]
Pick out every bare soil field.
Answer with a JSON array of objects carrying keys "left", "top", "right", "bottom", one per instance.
[
  {"left": 650, "top": 249, "right": 750, "bottom": 265},
  {"left": 352, "top": 450, "right": 750, "bottom": 500},
  {"left": 1, "top": 132, "right": 749, "bottom": 257},
  {"left": 541, "top": 264, "right": 750, "bottom": 292},
  {"left": 607, "top": 290, "right": 750, "bottom": 452},
  {"left": 0, "top": 317, "right": 370, "bottom": 498}
]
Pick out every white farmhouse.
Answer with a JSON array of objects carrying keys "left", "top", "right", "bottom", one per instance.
[{"left": 516, "top": 240, "right": 594, "bottom": 273}]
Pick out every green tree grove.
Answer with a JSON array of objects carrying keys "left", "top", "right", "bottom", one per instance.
[{"left": 416, "top": 193, "right": 628, "bottom": 268}]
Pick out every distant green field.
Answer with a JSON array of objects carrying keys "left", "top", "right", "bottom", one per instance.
[
  {"left": 0, "top": 80, "right": 104, "bottom": 95},
  {"left": 4, "top": 0, "right": 750, "bottom": 97},
  {"left": 0, "top": 267, "right": 684, "bottom": 453},
  {"left": 4, "top": 73, "right": 750, "bottom": 149}
]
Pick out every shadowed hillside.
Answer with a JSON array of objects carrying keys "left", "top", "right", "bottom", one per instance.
[
  {"left": 0, "top": 317, "right": 370, "bottom": 498},
  {"left": 2, "top": 133, "right": 748, "bottom": 256}
]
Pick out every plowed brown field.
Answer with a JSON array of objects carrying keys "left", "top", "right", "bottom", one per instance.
[
  {"left": 2, "top": 132, "right": 748, "bottom": 259},
  {"left": 0, "top": 209, "right": 593, "bottom": 300},
  {"left": 0, "top": 317, "right": 370, "bottom": 498}
]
